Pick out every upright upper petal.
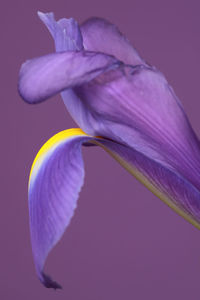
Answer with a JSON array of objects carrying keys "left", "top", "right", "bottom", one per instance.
[
  {"left": 38, "top": 11, "right": 83, "bottom": 51},
  {"left": 74, "top": 65, "right": 200, "bottom": 190},
  {"left": 81, "top": 17, "right": 145, "bottom": 65},
  {"left": 37, "top": 11, "right": 93, "bottom": 130}
]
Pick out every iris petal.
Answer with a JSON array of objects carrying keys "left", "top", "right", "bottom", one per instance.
[
  {"left": 29, "top": 128, "right": 200, "bottom": 289},
  {"left": 18, "top": 51, "right": 120, "bottom": 103},
  {"left": 19, "top": 48, "right": 200, "bottom": 188},
  {"left": 38, "top": 11, "right": 83, "bottom": 52},
  {"left": 81, "top": 17, "right": 145, "bottom": 65},
  {"left": 75, "top": 65, "right": 200, "bottom": 190},
  {"left": 37, "top": 11, "right": 101, "bottom": 131},
  {"left": 19, "top": 12, "right": 200, "bottom": 289},
  {"left": 29, "top": 128, "right": 92, "bottom": 289},
  {"left": 19, "top": 43, "right": 200, "bottom": 189},
  {"left": 99, "top": 139, "right": 200, "bottom": 230}
]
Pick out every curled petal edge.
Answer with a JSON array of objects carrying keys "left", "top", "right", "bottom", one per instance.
[{"left": 18, "top": 51, "right": 120, "bottom": 104}]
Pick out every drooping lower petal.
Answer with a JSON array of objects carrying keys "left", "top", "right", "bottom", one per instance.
[
  {"left": 18, "top": 51, "right": 120, "bottom": 103},
  {"left": 29, "top": 128, "right": 93, "bottom": 289},
  {"left": 29, "top": 127, "right": 200, "bottom": 289},
  {"left": 81, "top": 17, "right": 145, "bottom": 65},
  {"left": 99, "top": 139, "right": 200, "bottom": 230}
]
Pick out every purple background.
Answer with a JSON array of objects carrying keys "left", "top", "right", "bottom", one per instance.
[{"left": 2, "top": 0, "right": 200, "bottom": 299}]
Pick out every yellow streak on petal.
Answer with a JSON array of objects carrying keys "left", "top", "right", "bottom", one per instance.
[
  {"left": 29, "top": 128, "right": 200, "bottom": 230},
  {"left": 96, "top": 141, "right": 200, "bottom": 231},
  {"left": 29, "top": 128, "right": 88, "bottom": 186}
]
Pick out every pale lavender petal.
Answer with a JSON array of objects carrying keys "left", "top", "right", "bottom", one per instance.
[
  {"left": 38, "top": 11, "right": 83, "bottom": 51},
  {"left": 81, "top": 17, "right": 145, "bottom": 65},
  {"left": 18, "top": 51, "right": 120, "bottom": 103},
  {"left": 74, "top": 65, "right": 200, "bottom": 191}
]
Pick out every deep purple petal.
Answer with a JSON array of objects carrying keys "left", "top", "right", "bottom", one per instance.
[
  {"left": 74, "top": 65, "right": 200, "bottom": 191},
  {"left": 99, "top": 138, "right": 200, "bottom": 229},
  {"left": 18, "top": 51, "right": 120, "bottom": 103},
  {"left": 81, "top": 17, "right": 145, "bottom": 65}
]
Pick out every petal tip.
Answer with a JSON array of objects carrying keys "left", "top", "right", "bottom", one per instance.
[
  {"left": 41, "top": 272, "right": 62, "bottom": 290},
  {"left": 37, "top": 10, "right": 44, "bottom": 17},
  {"left": 37, "top": 10, "right": 53, "bottom": 19},
  {"left": 18, "top": 60, "right": 42, "bottom": 104}
]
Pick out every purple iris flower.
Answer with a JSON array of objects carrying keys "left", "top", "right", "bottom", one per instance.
[{"left": 18, "top": 11, "right": 200, "bottom": 289}]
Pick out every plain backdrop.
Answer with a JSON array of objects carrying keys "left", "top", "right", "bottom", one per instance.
[{"left": 1, "top": 0, "right": 200, "bottom": 299}]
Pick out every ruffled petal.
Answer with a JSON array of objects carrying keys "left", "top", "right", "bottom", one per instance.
[
  {"left": 29, "top": 128, "right": 94, "bottom": 289},
  {"left": 18, "top": 51, "right": 120, "bottom": 103},
  {"left": 81, "top": 17, "right": 145, "bottom": 65}
]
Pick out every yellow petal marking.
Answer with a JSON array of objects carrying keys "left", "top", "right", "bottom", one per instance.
[
  {"left": 29, "top": 128, "right": 200, "bottom": 230},
  {"left": 29, "top": 128, "right": 88, "bottom": 186}
]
